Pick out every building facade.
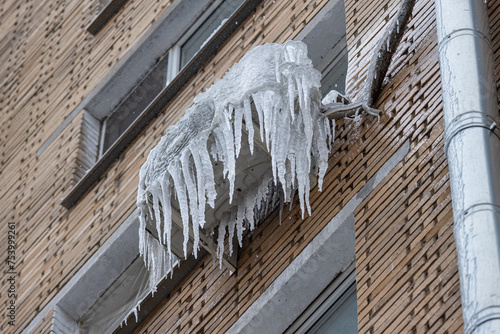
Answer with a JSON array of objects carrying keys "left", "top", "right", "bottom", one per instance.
[{"left": 1, "top": 0, "right": 499, "bottom": 333}]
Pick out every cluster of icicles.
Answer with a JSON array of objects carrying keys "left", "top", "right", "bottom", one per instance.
[{"left": 137, "top": 40, "right": 334, "bottom": 284}]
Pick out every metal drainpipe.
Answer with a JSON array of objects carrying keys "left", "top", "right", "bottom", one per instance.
[{"left": 435, "top": 0, "right": 500, "bottom": 333}]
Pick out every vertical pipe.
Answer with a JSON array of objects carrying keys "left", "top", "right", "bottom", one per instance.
[{"left": 435, "top": 0, "right": 500, "bottom": 333}]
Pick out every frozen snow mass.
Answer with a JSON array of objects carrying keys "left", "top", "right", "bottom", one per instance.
[{"left": 137, "top": 40, "right": 335, "bottom": 278}]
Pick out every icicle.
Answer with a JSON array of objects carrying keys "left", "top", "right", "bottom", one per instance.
[
  {"left": 152, "top": 186, "right": 163, "bottom": 244},
  {"left": 217, "top": 220, "right": 228, "bottom": 269},
  {"left": 274, "top": 51, "right": 281, "bottom": 83},
  {"left": 324, "top": 117, "right": 332, "bottom": 151},
  {"left": 168, "top": 161, "right": 190, "bottom": 258},
  {"left": 270, "top": 99, "right": 279, "bottom": 183},
  {"left": 288, "top": 122, "right": 298, "bottom": 189},
  {"left": 287, "top": 74, "right": 296, "bottom": 122},
  {"left": 263, "top": 90, "right": 274, "bottom": 150},
  {"left": 301, "top": 74, "right": 314, "bottom": 169},
  {"left": 304, "top": 176, "right": 312, "bottom": 216},
  {"left": 160, "top": 176, "right": 172, "bottom": 262},
  {"left": 243, "top": 97, "right": 255, "bottom": 154},
  {"left": 234, "top": 104, "right": 243, "bottom": 157},
  {"left": 315, "top": 118, "right": 329, "bottom": 191},
  {"left": 295, "top": 138, "right": 310, "bottom": 218},
  {"left": 296, "top": 74, "right": 305, "bottom": 112},
  {"left": 138, "top": 210, "right": 146, "bottom": 257},
  {"left": 181, "top": 150, "right": 200, "bottom": 259},
  {"left": 228, "top": 208, "right": 237, "bottom": 256},
  {"left": 331, "top": 119, "right": 336, "bottom": 143},
  {"left": 210, "top": 130, "right": 224, "bottom": 161},
  {"left": 220, "top": 108, "right": 236, "bottom": 203},
  {"left": 198, "top": 140, "right": 217, "bottom": 208},
  {"left": 252, "top": 92, "right": 265, "bottom": 141},
  {"left": 190, "top": 142, "right": 206, "bottom": 228},
  {"left": 236, "top": 195, "right": 245, "bottom": 247}
]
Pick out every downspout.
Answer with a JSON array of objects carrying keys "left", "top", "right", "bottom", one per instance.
[{"left": 435, "top": 0, "right": 500, "bottom": 333}]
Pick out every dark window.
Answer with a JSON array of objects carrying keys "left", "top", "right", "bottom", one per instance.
[
  {"left": 79, "top": 256, "right": 151, "bottom": 334},
  {"left": 300, "top": 0, "right": 347, "bottom": 96},
  {"left": 180, "top": 0, "right": 245, "bottom": 68},
  {"left": 307, "top": 283, "right": 358, "bottom": 334},
  {"left": 100, "top": 0, "right": 245, "bottom": 156},
  {"left": 286, "top": 268, "right": 358, "bottom": 334},
  {"left": 100, "top": 56, "right": 168, "bottom": 154}
]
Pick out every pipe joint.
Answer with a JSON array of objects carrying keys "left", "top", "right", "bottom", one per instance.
[
  {"left": 438, "top": 28, "right": 491, "bottom": 54},
  {"left": 457, "top": 202, "right": 500, "bottom": 225},
  {"left": 465, "top": 305, "right": 500, "bottom": 334},
  {"left": 444, "top": 111, "right": 500, "bottom": 157}
]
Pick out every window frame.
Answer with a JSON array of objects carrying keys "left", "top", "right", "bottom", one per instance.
[
  {"left": 98, "top": 117, "right": 108, "bottom": 159},
  {"left": 166, "top": 45, "right": 181, "bottom": 86},
  {"left": 225, "top": 140, "right": 410, "bottom": 333},
  {"left": 98, "top": 0, "right": 245, "bottom": 156},
  {"left": 25, "top": 212, "right": 141, "bottom": 333}
]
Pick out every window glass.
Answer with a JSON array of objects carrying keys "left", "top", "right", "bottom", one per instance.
[
  {"left": 299, "top": 0, "right": 347, "bottom": 96},
  {"left": 180, "top": 0, "right": 244, "bottom": 68},
  {"left": 79, "top": 256, "right": 150, "bottom": 334},
  {"left": 307, "top": 283, "right": 358, "bottom": 334},
  {"left": 101, "top": 56, "right": 168, "bottom": 154},
  {"left": 102, "top": 106, "right": 140, "bottom": 153}
]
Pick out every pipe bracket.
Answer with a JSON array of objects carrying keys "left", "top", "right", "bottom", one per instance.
[
  {"left": 465, "top": 305, "right": 500, "bottom": 334},
  {"left": 455, "top": 203, "right": 500, "bottom": 232},
  {"left": 462, "top": 202, "right": 500, "bottom": 219},
  {"left": 438, "top": 28, "right": 491, "bottom": 54},
  {"left": 444, "top": 111, "right": 500, "bottom": 157}
]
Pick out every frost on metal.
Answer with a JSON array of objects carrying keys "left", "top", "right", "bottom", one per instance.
[{"left": 137, "top": 41, "right": 333, "bottom": 276}]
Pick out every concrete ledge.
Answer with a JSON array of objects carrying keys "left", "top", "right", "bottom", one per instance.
[{"left": 22, "top": 211, "right": 140, "bottom": 333}]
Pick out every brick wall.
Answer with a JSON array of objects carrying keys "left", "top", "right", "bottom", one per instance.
[
  {"left": 0, "top": 0, "right": 480, "bottom": 332},
  {"left": 133, "top": 0, "right": 465, "bottom": 333}
]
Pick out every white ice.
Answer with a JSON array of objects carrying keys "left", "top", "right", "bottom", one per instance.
[{"left": 137, "top": 40, "right": 333, "bottom": 287}]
